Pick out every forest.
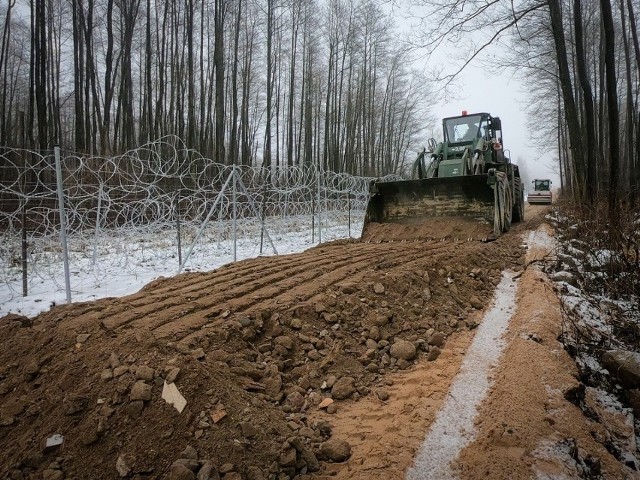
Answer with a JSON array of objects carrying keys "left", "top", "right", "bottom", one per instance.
[
  {"left": 0, "top": 0, "right": 433, "bottom": 177},
  {"left": 0, "top": 0, "right": 639, "bottom": 212}
]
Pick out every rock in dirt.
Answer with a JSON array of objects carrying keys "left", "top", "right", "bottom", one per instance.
[
  {"left": 373, "top": 283, "right": 385, "bottom": 294},
  {"left": 469, "top": 296, "right": 483, "bottom": 310},
  {"left": 116, "top": 454, "right": 135, "bottom": 477},
  {"left": 426, "top": 346, "right": 441, "bottom": 361},
  {"left": 284, "top": 391, "right": 305, "bottom": 412},
  {"left": 314, "top": 302, "right": 327, "bottom": 314},
  {"left": 279, "top": 447, "right": 297, "bottom": 467},
  {"left": 376, "top": 390, "right": 390, "bottom": 401},
  {"left": 109, "top": 353, "right": 121, "bottom": 369},
  {"left": 180, "top": 445, "right": 198, "bottom": 460},
  {"left": 428, "top": 332, "right": 446, "bottom": 347},
  {"left": 246, "top": 466, "right": 266, "bottom": 480},
  {"left": 135, "top": 365, "right": 155, "bottom": 381},
  {"left": 319, "top": 438, "right": 352, "bottom": 462},
  {"left": 130, "top": 380, "right": 153, "bottom": 401},
  {"left": 168, "top": 463, "right": 196, "bottom": 480},
  {"left": 318, "top": 398, "right": 334, "bottom": 409},
  {"left": 239, "top": 422, "right": 259, "bottom": 438},
  {"left": 166, "top": 367, "right": 181, "bottom": 383},
  {"left": 602, "top": 350, "right": 640, "bottom": 388},
  {"left": 275, "top": 336, "right": 294, "bottom": 350},
  {"left": 389, "top": 340, "right": 416, "bottom": 361},
  {"left": 396, "top": 359, "right": 411, "bottom": 370},
  {"left": 43, "top": 434, "right": 64, "bottom": 451},
  {"left": 331, "top": 377, "right": 355, "bottom": 400},
  {"left": 197, "top": 461, "right": 220, "bottom": 480},
  {"left": 125, "top": 400, "right": 144, "bottom": 418}
]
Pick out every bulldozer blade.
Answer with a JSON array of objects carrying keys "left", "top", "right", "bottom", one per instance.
[
  {"left": 527, "top": 192, "right": 552, "bottom": 205},
  {"left": 363, "top": 175, "right": 495, "bottom": 235}
]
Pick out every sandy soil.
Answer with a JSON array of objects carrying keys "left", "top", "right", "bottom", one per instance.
[
  {"left": 454, "top": 222, "right": 638, "bottom": 479},
  {"left": 1, "top": 204, "right": 633, "bottom": 479}
]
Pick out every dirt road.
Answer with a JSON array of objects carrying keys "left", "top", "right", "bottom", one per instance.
[{"left": 0, "top": 207, "right": 632, "bottom": 479}]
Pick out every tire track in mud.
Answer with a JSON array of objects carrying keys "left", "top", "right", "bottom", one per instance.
[
  {"left": 169, "top": 240, "right": 471, "bottom": 343},
  {"left": 62, "top": 242, "right": 384, "bottom": 329},
  {"left": 154, "top": 241, "right": 490, "bottom": 342},
  {"left": 115, "top": 240, "right": 466, "bottom": 338},
  {"left": 99, "top": 243, "right": 422, "bottom": 329},
  {"left": 114, "top": 239, "right": 450, "bottom": 336}
]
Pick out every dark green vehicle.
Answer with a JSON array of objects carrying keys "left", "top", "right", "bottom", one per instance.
[{"left": 363, "top": 112, "right": 524, "bottom": 237}]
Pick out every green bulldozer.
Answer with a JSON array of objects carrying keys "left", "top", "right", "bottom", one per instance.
[{"left": 363, "top": 112, "right": 524, "bottom": 238}]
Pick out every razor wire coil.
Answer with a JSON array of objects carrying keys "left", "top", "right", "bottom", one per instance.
[{"left": 0, "top": 136, "right": 400, "bottom": 304}]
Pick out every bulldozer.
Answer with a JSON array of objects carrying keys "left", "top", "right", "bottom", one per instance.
[
  {"left": 362, "top": 112, "right": 524, "bottom": 238},
  {"left": 528, "top": 179, "right": 552, "bottom": 205}
]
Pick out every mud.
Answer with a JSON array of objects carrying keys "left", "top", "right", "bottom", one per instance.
[
  {"left": 0, "top": 213, "right": 529, "bottom": 479},
  {"left": 10, "top": 203, "right": 628, "bottom": 480}
]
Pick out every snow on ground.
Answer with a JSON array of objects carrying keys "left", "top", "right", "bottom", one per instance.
[
  {"left": 1, "top": 214, "right": 363, "bottom": 318},
  {"left": 405, "top": 271, "right": 520, "bottom": 480},
  {"left": 526, "top": 228, "right": 556, "bottom": 251}
]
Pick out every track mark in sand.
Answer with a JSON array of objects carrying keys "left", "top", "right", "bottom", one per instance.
[
  {"left": 405, "top": 271, "right": 519, "bottom": 480},
  {"left": 95, "top": 245, "right": 388, "bottom": 329},
  {"left": 156, "top": 241, "right": 461, "bottom": 340},
  {"left": 101, "top": 239, "right": 465, "bottom": 334}
]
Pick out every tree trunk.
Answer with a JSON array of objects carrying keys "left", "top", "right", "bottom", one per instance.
[
  {"left": 214, "top": 0, "right": 225, "bottom": 163},
  {"left": 573, "top": 0, "right": 596, "bottom": 203},
  {"left": 547, "top": 0, "right": 586, "bottom": 200},
  {"left": 600, "top": 0, "right": 620, "bottom": 220}
]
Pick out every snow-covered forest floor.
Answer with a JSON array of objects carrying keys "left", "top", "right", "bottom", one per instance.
[{"left": 545, "top": 202, "right": 640, "bottom": 474}]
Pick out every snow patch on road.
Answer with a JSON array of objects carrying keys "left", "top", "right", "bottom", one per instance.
[
  {"left": 405, "top": 271, "right": 519, "bottom": 480},
  {"left": 526, "top": 228, "right": 556, "bottom": 251}
]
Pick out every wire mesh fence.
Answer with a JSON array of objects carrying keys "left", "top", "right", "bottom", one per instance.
[{"left": 1, "top": 136, "right": 399, "bottom": 312}]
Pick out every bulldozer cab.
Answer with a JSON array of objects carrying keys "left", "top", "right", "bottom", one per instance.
[
  {"left": 533, "top": 179, "right": 551, "bottom": 191},
  {"left": 443, "top": 113, "right": 501, "bottom": 145},
  {"left": 444, "top": 114, "right": 486, "bottom": 143},
  {"left": 436, "top": 113, "right": 502, "bottom": 178}
]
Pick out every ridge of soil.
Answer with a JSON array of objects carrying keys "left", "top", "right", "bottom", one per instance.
[{"left": 0, "top": 218, "right": 528, "bottom": 479}]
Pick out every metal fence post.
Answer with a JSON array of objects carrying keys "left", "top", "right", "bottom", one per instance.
[
  {"left": 317, "top": 164, "right": 322, "bottom": 243},
  {"left": 92, "top": 183, "right": 103, "bottom": 268},
  {"left": 233, "top": 166, "right": 237, "bottom": 262},
  {"left": 348, "top": 191, "right": 351, "bottom": 238},
  {"left": 21, "top": 201, "right": 28, "bottom": 297},
  {"left": 176, "top": 190, "right": 182, "bottom": 268},
  {"left": 54, "top": 146, "right": 72, "bottom": 303}
]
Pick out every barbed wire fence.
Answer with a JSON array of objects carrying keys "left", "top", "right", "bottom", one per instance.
[{"left": 0, "top": 136, "right": 399, "bottom": 310}]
